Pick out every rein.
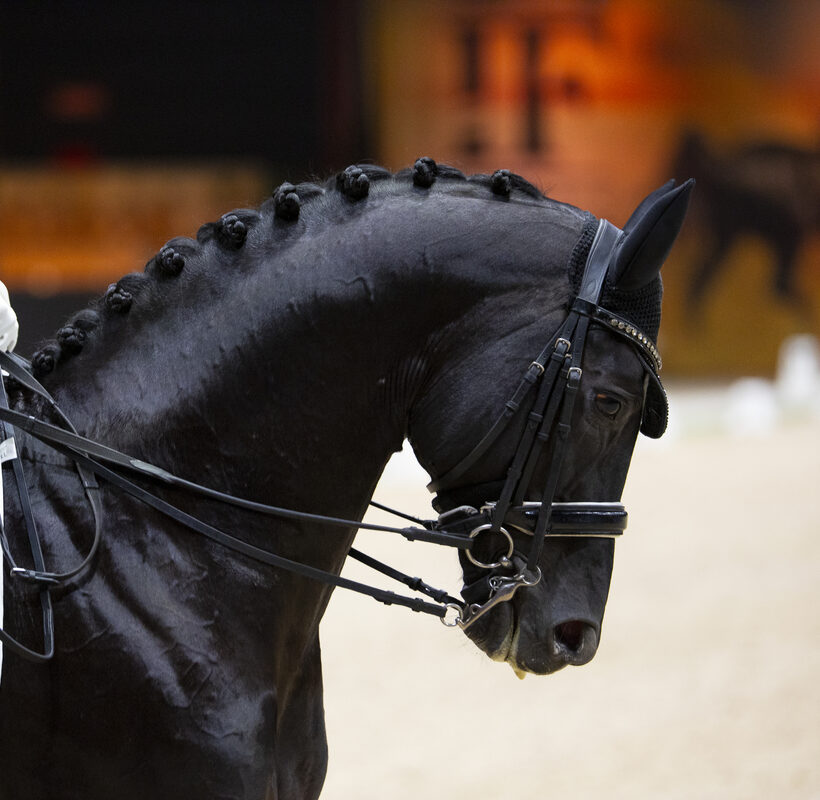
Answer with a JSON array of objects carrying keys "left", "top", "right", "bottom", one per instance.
[{"left": 0, "top": 218, "right": 664, "bottom": 663}]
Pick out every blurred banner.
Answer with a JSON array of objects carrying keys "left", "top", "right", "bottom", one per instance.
[
  {"left": 0, "top": 0, "right": 359, "bottom": 354},
  {"left": 366, "top": 0, "right": 819, "bottom": 376},
  {"left": 0, "top": 165, "right": 266, "bottom": 353},
  {"left": 0, "top": 165, "right": 265, "bottom": 294},
  {"left": 1, "top": 0, "right": 817, "bottom": 374}
]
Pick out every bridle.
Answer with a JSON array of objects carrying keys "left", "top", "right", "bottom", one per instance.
[
  {"left": 0, "top": 218, "right": 666, "bottom": 663},
  {"left": 421, "top": 218, "right": 664, "bottom": 628}
]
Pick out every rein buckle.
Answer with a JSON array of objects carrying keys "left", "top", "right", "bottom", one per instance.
[{"left": 9, "top": 567, "right": 60, "bottom": 586}]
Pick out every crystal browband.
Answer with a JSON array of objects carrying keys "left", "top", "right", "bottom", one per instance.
[{"left": 571, "top": 298, "right": 662, "bottom": 373}]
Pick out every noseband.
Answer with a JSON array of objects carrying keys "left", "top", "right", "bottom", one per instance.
[{"left": 0, "top": 218, "right": 665, "bottom": 661}]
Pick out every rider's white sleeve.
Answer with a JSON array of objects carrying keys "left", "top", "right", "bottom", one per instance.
[
  {"left": 0, "top": 281, "right": 18, "bottom": 352},
  {"left": 0, "top": 279, "right": 12, "bottom": 682}
]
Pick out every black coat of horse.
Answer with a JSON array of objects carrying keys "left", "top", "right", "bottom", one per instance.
[{"left": 0, "top": 161, "right": 691, "bottom": 799}]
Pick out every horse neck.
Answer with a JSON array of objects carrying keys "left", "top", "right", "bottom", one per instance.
[
  {"left": 41, "top": 250, "right": 487, "bottom": 522},
  {"left": 35, "top": 188, "right": 579, "bottom": 532}
]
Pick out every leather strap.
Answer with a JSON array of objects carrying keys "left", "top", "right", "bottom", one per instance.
[
  {"left": 0, "top": 406, "right": 472, "bottom": 550},
  {"left": 10, "top": 426, "right": 455, "bottom": 620},
  {"left": 0, "top": 377, "right": 55, "bottom": 662},
  {"left": 577, "top": 220, "right": 622, "bottom": 303},
  {"left": 571, "top": 299, "right": 662, "bottom": 373},
  {"left": 427, "top": 313, "right": 576, "bottom": 494}
]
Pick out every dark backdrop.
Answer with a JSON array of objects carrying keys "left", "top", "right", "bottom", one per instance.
[
  {"left": 1, "top": 0, "right": 370, "bottom": 354},
  {"left": 0, "top": 0, "right": 369, "bottom": 172}
]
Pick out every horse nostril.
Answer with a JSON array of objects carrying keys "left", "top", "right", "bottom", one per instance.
[
  {"left": 554, "top": 620, "right": 584, "bottom": 651},
  {"left": 552, "top": 620, "right": 599, "bottom": 665}
]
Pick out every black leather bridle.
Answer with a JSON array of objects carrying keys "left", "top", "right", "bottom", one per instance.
[
  {"left": 0, "top": 218, "right": 666, "bottom": 662},
  {"left": 420, "top": 218, "right": 665, "bottom": 628}
]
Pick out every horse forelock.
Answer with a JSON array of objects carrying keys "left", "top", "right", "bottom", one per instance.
[{"left": 28, "top": 159, "right": 558, "bottom": 385}]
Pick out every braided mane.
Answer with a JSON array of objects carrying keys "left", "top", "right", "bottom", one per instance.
[{"left": 28, "top": 160, "right": 547, "bottom": 382}]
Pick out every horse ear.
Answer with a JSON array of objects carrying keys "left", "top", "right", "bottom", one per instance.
[
  {"left": 623, "top": 179, "right": 677, "bottom": 232},
  {"left": 611, "top": 179, "right": 695, "bottom": 291}
]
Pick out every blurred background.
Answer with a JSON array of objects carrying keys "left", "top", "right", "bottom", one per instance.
[
  {"left": 2, "top": 0, "right": 818, "bottom": 374},
  {"left": 1, "top": 1, "right": 818, "bottom": 797}
]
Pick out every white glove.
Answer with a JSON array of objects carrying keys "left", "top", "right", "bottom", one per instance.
[{"left": 0, "top": 281, "right": 18, "bottom": 352}]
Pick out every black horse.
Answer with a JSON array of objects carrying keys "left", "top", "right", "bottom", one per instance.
[
  {"left": 0, "top": 160, "right": 691, "bottom": 799},
  {"left": 674, "top": 130, "right": 819, "bottom": 309}
]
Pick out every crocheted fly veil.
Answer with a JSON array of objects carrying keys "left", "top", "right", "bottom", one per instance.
[{"left": 569, "top": 212, "right": 667, "bottom": 438}]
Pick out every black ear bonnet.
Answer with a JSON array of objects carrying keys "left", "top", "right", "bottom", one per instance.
[
  {"left": 570, "top": 179, "right": 693, "bottom": 438},
  {"left": 568, "top": 216, "right": 666, "bottom": 438}
]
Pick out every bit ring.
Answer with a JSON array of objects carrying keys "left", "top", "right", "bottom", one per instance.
[{"left": 441, "top": 603, "right": 464, "bottom": 627}]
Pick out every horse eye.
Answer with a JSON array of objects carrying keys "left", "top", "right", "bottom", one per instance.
[{"left": 594, "top": 393, "right": 622, "bottom": 418}]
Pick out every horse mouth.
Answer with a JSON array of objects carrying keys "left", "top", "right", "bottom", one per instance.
[
  {"left": 487, "top": 623, "right": 528, "bottom": 679},
  {"left": 502, "top": 618, "right": 545, "bottom": 678},
  {"left": 462, "top": 597, "right": 601, "bottom": 676},
  {"left": 504, "top": 624, "right": 528, "bottom": 677},
  {"left": 486, "top": 605, "right": 537, "bottom": 677},
  {"left": 465, "top": 604, "right": 538, "bottom": 676},
  {"left": 489, "top": 626, "right": 515, "bottom": 665}
]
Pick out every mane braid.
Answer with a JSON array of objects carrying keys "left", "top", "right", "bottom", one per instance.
[
  {"left": 271, "top": 183, "right": 301, "bottom": 221},
  {"left": 31, "top": 341, "right": 61, "bottom": 379},
  {"left": 29, "top": 159, "right": 555, "bottom": 380},
  {"left": 196, "top": 209, "right": 260, "bottom": 248},
  {"left": 467, "top": 170, "right": 545, "bottom": 200}
]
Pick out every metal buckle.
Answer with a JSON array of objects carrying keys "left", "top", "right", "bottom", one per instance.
[{"left": 9, "top": 567, "right": 59, "bottom": 586}]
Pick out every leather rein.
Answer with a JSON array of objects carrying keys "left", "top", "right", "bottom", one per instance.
[{"left": 0, "top": 218, "right": 663, "bottom": 663}]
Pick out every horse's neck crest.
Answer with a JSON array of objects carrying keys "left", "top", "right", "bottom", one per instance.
[{"left": 27, "top": 159, "right": 549, "bottom": 385}]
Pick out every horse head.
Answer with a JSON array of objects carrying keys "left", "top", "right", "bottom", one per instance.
[
  {"left": 0, "top": 161, "right": 692, "bottom": 799},
  {"left": 408, "top": 177, "right": 693, "bottom": 675}
]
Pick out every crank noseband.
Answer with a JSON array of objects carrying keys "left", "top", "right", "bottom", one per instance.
[
  {"left": 493, "top": 501, "right": 627, "bottom": 538},
  {"left": 432, "top": 502, "right": 626, "bottom": 630},
  {"left": 434, "top": 501, "right": 627, "bottom": 540}
]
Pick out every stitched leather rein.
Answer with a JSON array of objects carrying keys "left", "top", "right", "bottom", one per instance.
[{"left": 0, "top": 218, "right": 663, "bottom": 662}]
